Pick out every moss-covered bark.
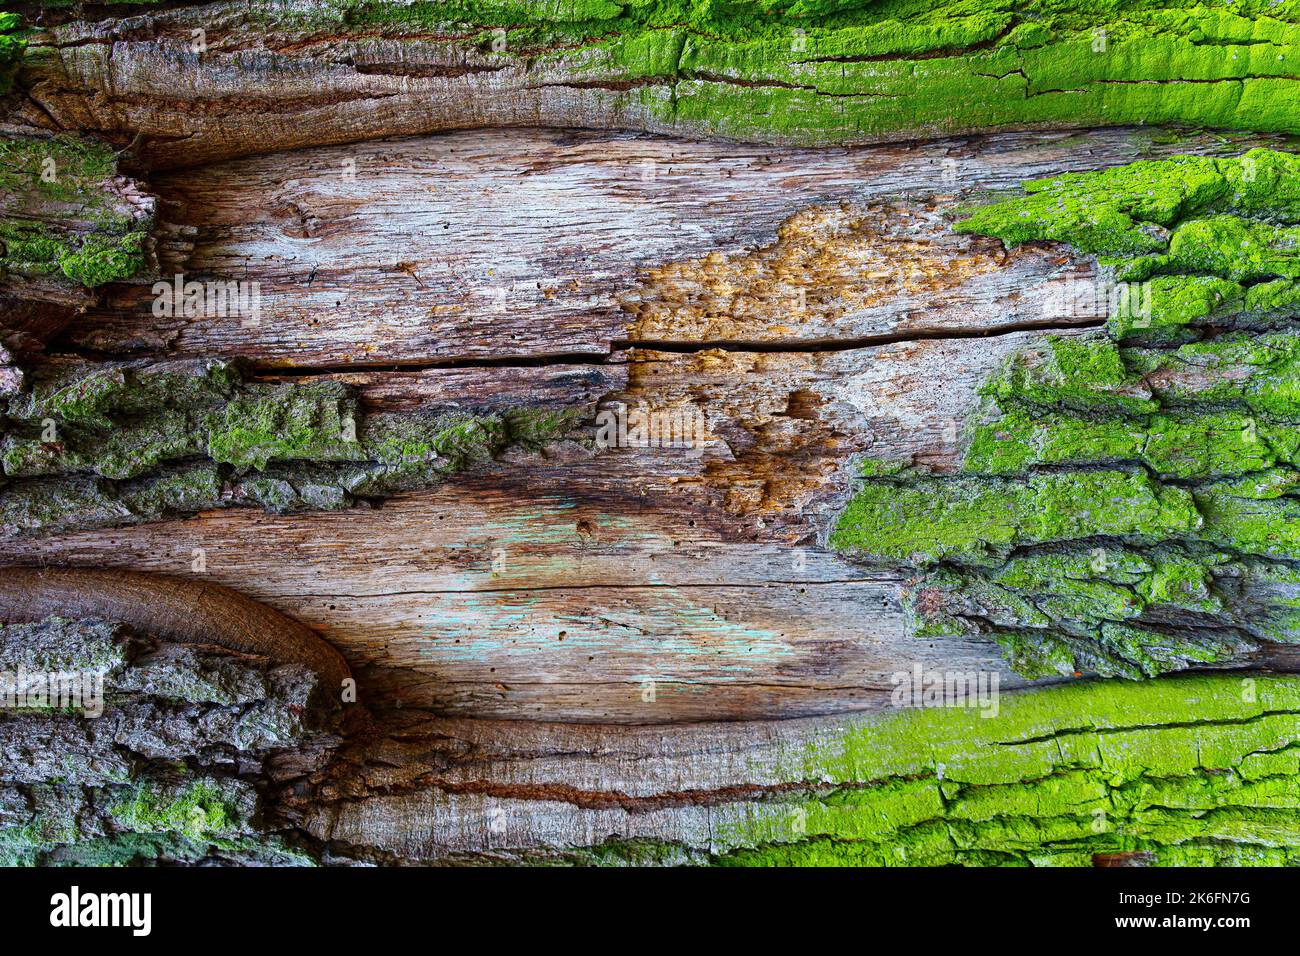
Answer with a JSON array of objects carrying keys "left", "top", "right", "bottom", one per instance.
[
  {"left": 0, "top": 131, "right": 154, "bottom": 300},
  {"left": 22, "top": 0, "right": 1300, "bottom": 165},
  {"left": 8, "top": 607, "right": 1300, "bottom": 866},
  {"left": 0, "top": 357, "right": 589, "bottom": 536},
  {"left": 0, "top": 12, "right": 21, "bottom": 93},
  {"left": 0, "top": 617, "right": 336, "bottom": 865},
  {"left": 172, "top": 665, "right": 1300, "bottom": 866},
  {"left": 833, "top": 147, "right": 1300, "bottom": 680},
  {"left": 710, "top": 673, "right": 1300, "bottom": 867}
]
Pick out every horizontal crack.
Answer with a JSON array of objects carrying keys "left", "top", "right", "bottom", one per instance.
[
  {"left": 256, "top": 350, "right": 620, "bottom": 377},
  {"left": 617, "top": 318, "right": 1104, "bottom": 355},
  {"left": 999, "top": 707, "right": 1300, "bottom": 747},
  {"left": 286, "top": 577, "right": 895, "bottom": 599}
]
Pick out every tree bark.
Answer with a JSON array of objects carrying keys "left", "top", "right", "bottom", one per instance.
[{"left": 5, "top": 0, "right": 1300, "bottom": 867}]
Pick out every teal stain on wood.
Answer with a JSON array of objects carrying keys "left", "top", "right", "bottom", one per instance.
[{"left": 417, "top": 587, "right": 797, "bottom": 671}]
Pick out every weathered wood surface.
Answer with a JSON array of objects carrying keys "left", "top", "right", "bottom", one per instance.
[
  {"left": 66, "top": 127, "right": 1267, "bottom": 366},
  {"left": 6, "top": 0, "right": 1300, "bottom": 873},
  {"left": 12, "top": 463, "right": 1300, "bottom": 721},
  {"left": 2, "top": 336, "right": 1037, "bottom": 721},
  {"left": 1, "top": 483, "right": 1007, "bottom": 721},
  {"left": 8, "top": 126, "right": 1300, "bottom": 722}
]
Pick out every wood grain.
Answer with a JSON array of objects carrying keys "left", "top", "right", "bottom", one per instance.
[
  {"left": 64, "top": 127, "right": 1270, "bottom": 366},
  {"left": 8, "top": 126, "right": 1296, "bottom": 723}
]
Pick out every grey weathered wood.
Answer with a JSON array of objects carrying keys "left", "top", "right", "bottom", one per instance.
[{"left": 64, "top": 127, "right": 1264, "bottom": 366}]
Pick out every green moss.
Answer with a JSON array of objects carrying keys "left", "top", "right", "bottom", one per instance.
[
  {"left": 56, "top": 231, "right": 147, "bottom": 287},
  {"left": 955, "top": 149, "right": 1300, "bottom": 259},
  {"left": 956, "top": 156, "right": 1226, "bottom": 257},
  {"left": 363, "top": 412, "right": 504, "bottom": 469},
  {"left": 109, "top": 779, "right": 247, "bottom": 840},
  {"left": 967, "top": 405, "right": 1282, "bottom": 480},
  {"left": 981, "top": 335, "right": 1157, "bottom": 414},
  {"left": 545, "top": 675, "right": 1300, "bottom": 867},
  {"left": 0, "top": 133, "right": 151, "bottom": 290},
  {"left": 0, "top": 227, "right": 71, "bottom": 278},
  {"left": 503, "top": 406, "right": 586, "bottom": 450},
  {"left": 855, "top": 457, "right": 909, "bottom": 478},
  {"left": 1138, "top": 333, "right": 1300, "bottom": 417},
  {"left": 830, "top": 470, "right": 1199, "bottom": 566},
  {"left": 43, "top": 831, "right": 217, "bottom": 867},
  {"left": 3, "top": 362, "right": 238, "bottom": 480},
  {"left": 0, "top": 134, "right": 120, "bottom": 202},
  {"left": 965, "top": 406, "right": 1144, "bottom": 475},
  {"left": 1, "top": 778, "right": 313, "bottom": 866},
  {"left": 662, "top": 3, "right": 1300, "bottom": 145},
  {"left": 119, "top": 464, "right": 226, "bottom": 517},
  {"left": 1110, "top": 274, "right": 1241, "bottom": 340},
  {"left": 706, "top": 674, "right": 1300, "bottom": 866},
  {"left": 0, "top": 12, "right": 23, "bottom": 96},
  {"left": 956, "top": 149, "right": 1300, "bottom": 341},
  {"left": 0, "top": 359, "right": 586, "bottom": 534},
  {"left": 836, "top": 147, "right": 1300, "bottom": 679},
  {"left": 0, "top": 617, "right": 130, "bottom": 675},
  {"left": 1120, "top": 216, "right": 1300, "bottom": 285},
  {"left": 0, "top": 605, "right": 350, "bottom": 867},
  {"left": 208, "top": 382, "right": 361, "bottom": 470},
  {"left": 0, "top": 220, "right": 146, "bottom": 288},
  {"left": 60, "top": 1, "right": 1300, "bottom": 147},
  {"left": 904, "top": 546, "right": 1268, "bottom": 679}
]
